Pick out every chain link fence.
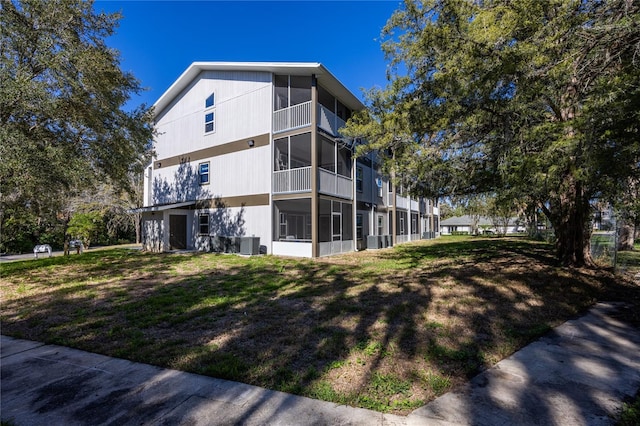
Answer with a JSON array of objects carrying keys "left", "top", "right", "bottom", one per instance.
[
  {"left": 590, "top": 231, "right": 617, "bottom": 268},
  {"left": 590, "top": 212, "right": 639, "bottom": 280}
]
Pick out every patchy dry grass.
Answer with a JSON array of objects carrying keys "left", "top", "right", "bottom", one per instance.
[{"left": 2, "top": 236, "right": 639, "bottom": 414}]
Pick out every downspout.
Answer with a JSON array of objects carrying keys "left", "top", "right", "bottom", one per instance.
[
  {"left": 353, "top": 152, "right": 357, "bottom": 252},
  {"left": 311, "top": 75, "right": 318, "bottom": 257},
  {"left": 371, "top": 153, "right": 375, "bottom": 236},
  {"left": 391, "top": 173, "right": 397, "bottom": 245},
  {"left": 430, "top": 199, "right": 435, "bottom": 238}
]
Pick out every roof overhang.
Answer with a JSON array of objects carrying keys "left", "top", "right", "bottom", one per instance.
[
  {"left": 131, "top": 200, "right": 196, "bottom": 214},
  {"left": 153, "top": 61, "right": 364, "bottom": 117}
]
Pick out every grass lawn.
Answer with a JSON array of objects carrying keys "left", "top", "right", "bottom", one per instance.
[{"left": 2, "top": 236, "right": 639, "bottom": 415}]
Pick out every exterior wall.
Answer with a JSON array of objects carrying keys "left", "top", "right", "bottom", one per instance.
[
  {"left": 144, "top": 69, "right": 274, "bottom": 254},
  {"left": 272, "top": 241, "right": 312, "bottom": 257},
  {"left": 142, "top": 209, "right": 194, "bottom": 251},
  {"left": 193, "top": 205, "right": 271, "bottom": 253},
  {"left": 154, "top": 70, "right": 272, "bottom": 160},
  {"left": 147, "top": 70, "right": 273, "bottom": 209},
  {"left": 142, "top": 213, "right": 164, "bottom": 252}
]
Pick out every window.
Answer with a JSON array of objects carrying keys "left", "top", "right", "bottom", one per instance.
[
  {"left": 356, "top": 167, "right": 363, "bottom": 192},
  {"left": 205, "top": 112, "right": 214, "bottom": 133},
  {"left": 205, "top": 93, "right": 215, "bottom": 108},
  {"left": 274, "top": 133, "right": 311, "bottom": 171},
  {"left": 199, "top": 214, "right": 210, "bottom": 234},
  {"left": 337, "top": 145, "right": 351, "bottom": 177},
  {"left": 274, "top": 75, "right": 311, "bottom": 110},
  {"left": 205, "top": 93, "right": 215, "bottom": 133},
  {"left": 356, "top": 214, "right": 363, "bottom": 239},
  {"left": 318, "top": 136, "right": 335, "bottom": 172},
  {"left": 199, "top": 162, "right": 209, "bottom": 185}
]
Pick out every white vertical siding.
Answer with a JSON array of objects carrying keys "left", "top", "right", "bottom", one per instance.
[
  {"left": 154, "top": 70, "right": 273, "bottom": 160},
  {"left": 210, "top": 146, "right": 271, "bottom": 197},
  {"left": 192, "top": 205, "right": 272, "bottom": 254},
  {"left": 147, "top": 145, "right": 271, "bottom": 204}
]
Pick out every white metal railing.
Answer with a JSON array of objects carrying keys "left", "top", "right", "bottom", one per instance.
[
  {"left": 396, "top": 195, "right": 409, "bottom": 210},
  {"left": 273, "top": 102, "right": 347, "bottom": 136},
  {"left": 273, "top": 167, "right": 312, "bottom": 193},
  {"left": 387, "top": 193, "right": 410, "bottom": 209},
  {"left": 273, "top": 101, "right": 312, "bottom": 133},
  {"left": 410, "top": 199, "right": 420, "bottom": 211},
  {"left": 317, "top": 104, "right": 346, "bottom": 136},
  {"left": 318, "top": 168, "right": 352, "bottom": 199}
]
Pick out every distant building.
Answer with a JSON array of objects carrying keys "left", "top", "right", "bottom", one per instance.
[{"left": 440, "top": 215, "right": 521, "bottom": 235}]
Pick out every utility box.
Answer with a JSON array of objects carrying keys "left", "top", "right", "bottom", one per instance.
[
  {"left": 367, "top": 235, "right": 381, "bottom": 249},
  {"left": 240, "top": 237, "right": 260, "bottom": 255}
]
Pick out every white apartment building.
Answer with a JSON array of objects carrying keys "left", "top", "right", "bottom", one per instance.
[{"left": 140, "top": 62, "right": 438, "bottom": 257}]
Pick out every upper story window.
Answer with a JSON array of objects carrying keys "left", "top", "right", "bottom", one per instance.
[
  {"left": 205, "top": 93, "right": 215, "bottom": 108},
  {"left": 205, "top": 112, "right": 214, "bottom": 133},
  {"left": 199, "top": 162, "right": 210, "bottom": 185},
  {"left": 318, "top": 85, "right": 352, "bottom": 120},
  {"left": 274, "top": 75, "right": 311, "bottom": 110},
  {"left": 274, "top": 133, "right": 311, "bottom": 171},
  {"left": 205, "top": 93, "right": 215, "bottom": 133}
]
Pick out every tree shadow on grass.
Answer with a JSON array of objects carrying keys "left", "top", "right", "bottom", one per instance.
[{"left": 1, "top": 238, "right": 639, "bottom": 418}]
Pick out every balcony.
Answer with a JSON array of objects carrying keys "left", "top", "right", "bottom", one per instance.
[
  {"left": 272, "top": 167, "right": 352, "bottom": 199},
  {"left": 273, "top": 102, "right": 346, "bottom": 136},
  {"left": 388, "top": 193, "right": 410, "bottom": 210},
  {"left": 317, "top": 104, "right": 346, "bottom": 137},
  {"left": 318, "top": 168, "right": 352, "bottom": 199},
  {"left": 273, "top": 167, "right": 311, "bottom": 193},
  {"left": 273, "top": 102, "right": 312, "bottom": 133}
]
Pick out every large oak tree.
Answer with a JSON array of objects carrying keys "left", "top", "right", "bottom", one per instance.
[
  {"left": 344, "top": 0, "right": 640, "bottom": 267},
  {"left": 0, "top": 0, "right": 154, "bottom": 252}
]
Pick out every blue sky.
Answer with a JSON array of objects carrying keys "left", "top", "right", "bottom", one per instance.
[{"left": 95, "top": 1, "right": 403, "bottom": 110}]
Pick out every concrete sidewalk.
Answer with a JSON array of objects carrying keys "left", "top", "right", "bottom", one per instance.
[{"left": 1, "top": 302, "right": 639, "bottom": 425}]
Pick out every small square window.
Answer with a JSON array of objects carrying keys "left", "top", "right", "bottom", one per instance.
[
  {"left": 205, "top": 93, "right": 215, "bottom": 108},
  {"left": 199, "top": 214, "right": 210, "bottom": 234},
  {"left": 199, "top": 162, "right": 209, "bottom": 185},
  {"left": 205, "top": 112, "right": 214, "bottom": 133}
]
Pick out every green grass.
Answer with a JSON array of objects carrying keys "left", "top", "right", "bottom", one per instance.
[
  {"left": 2, "top": 237, "right": 638, "bottom": 415},
  {"left": 617, "top": 243, "right": 640, "bottom": 274},
  {"left": 618, "top": 390, "right": 640, "bottom": 425}
]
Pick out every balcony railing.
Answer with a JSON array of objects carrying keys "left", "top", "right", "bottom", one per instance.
[
  {"left": 318, "top": 104, "right": 346, "bottom": 137},
  {"left": 273, "top": 101, "right": 312, "bottom": 133},
  {"left": 273, "top": 167, "right": 312, "bottom": 193},
  {"left": 318, "top": 168, "right": 352, "bottom": 199},
  {"left": 273, "top": 102, "right": 347, "bottom": 136},
  {"left": 387, "top": 193, "right": 410, "bottom": 210}
]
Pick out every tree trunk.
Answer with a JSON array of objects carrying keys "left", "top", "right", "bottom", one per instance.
[
  {"left": 134, "top": 212, "right": 142, "bottom": 244},
  {"left": 618, "top": 222, "right": 635, "bottom": 251},
  {"left": 540, "top": 184, "right": 595, "bottom": 268},
  {"left": 552, "top": 213, "right": 594, "bottom": 267}
]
